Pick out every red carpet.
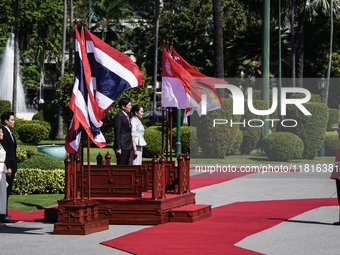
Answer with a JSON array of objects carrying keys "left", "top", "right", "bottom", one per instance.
[
  {"left": 101, "top": 198, "right": 338, "bottom": 255},
  {"left": 190, "top": 168, "right": 256, "bottom": 190},
  {"left": 8, "top": 207, "right": 57, "bottom": 222}
]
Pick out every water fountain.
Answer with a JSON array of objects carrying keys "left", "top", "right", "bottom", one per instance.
[{"left": 0, "top": 33, "right": 27, "bottom": 113}]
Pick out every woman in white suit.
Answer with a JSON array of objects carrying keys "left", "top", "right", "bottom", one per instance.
[
  {"left": 130, "top": 105, "right": 147, "bottom": 165},
  {"left": 0, "top": 128, "right": 11, "bottom": 216}
]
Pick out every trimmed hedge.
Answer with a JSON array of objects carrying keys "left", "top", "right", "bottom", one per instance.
[
  {"left": 263, "top": 132, "right": 304, "bottom": 161},
  {"left": 195, "top": 98, "right": 241, "bottom": 158},
  {"left": 289, "top": 93, "right": 321, "bottom": 103},
  {"left": 228, "top": 128, "right": 243, "bottom": 155},
  {"left": 252, "top": 89, "right": 278, "bottom": 131},
  {"left": 324, "top": 132, "right": 340, "bottom": 156},
  {"left": 32, "top": 110, "right": 45, "bottom": 121},
  {"left": 18, "top": 151, "right": 64, "bottom": 170},
  {"left": 16, "top": 147, "right": 27, "bottom": 163},
  {"left": 12, "top": 118, "right": 51, "bottom": 139},
  {"left": 172, "top": 126, "right": 199, "bottom": 155},
  {"left": 240, "top": 99, "right": 269, "bottom": 154},
  {"left": 144, "top": 126, "right": 164, "bottom": 158},
  {"left": 286, "top": 102, "right": 329, "bottom": 159},
  {"left": 0, "top": 100, "right": 11, "bottom": 114},
  {"left": 12, "top": 168, "right": 65, "bottom": 195},
  {"left": 141, "top": 118, "right": 156, "bottom": 127},
  {"left": 328, "top": 108, "right": 339, "bottom": 131},
  {"left": 18, "top": 123, "right": 49, "bottom": 144}
]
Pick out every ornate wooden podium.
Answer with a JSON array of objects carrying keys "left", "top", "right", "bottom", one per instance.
[{"left": 51, "top": 152, "right": 211, "bottom": 234}]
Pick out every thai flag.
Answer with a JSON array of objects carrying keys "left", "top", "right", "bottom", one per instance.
[
  {"left": 65, "top": 27, "right": 106, "bottom": 153},
  {"left": 85, "top": 29, "right": 143, "bottom": 112},
  {"left": 65, "top": 27, "right": 143, "bottom": 154}
]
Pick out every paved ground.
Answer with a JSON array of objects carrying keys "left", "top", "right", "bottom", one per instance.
[{"left": 0, "top": 165, "right": 339, "bottom": 255}]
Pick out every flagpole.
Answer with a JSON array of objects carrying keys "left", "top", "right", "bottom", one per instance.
[
  {"left": 170, "top": 42, "right": 182, "bottom": 157},
  {"left": 82, "top": 21, "right": 92, "bottom": 201},
  {"left": 87, "top": 135, "right": 91, "bottom": 201}
]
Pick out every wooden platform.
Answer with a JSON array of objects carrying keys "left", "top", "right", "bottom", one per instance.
[
  {"left": 169, "top": 204, "right": 212, "bottom": 223},
  {"left": 51, "top": 154, "right": 211, "bottom": 234},
  {"left": 48, "top": 192, "right": 211, "bottom": 225}
]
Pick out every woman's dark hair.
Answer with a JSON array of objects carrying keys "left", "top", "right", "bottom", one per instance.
[{"left": 131, "top": 105, "right": 142, "bottom": 116}]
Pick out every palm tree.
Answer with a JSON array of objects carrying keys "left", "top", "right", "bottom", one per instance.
[
  {"left": 309, "top": 0, "right": 340, "bottom": 104},
  {"left": 213, "top": 0, "right": 224, "bottom": 97},
  {"left": 56, "top": 0, "right": 67, "bottom": 140}
]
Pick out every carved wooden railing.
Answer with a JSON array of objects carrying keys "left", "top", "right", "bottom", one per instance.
[{"left": 64, "top": 152, "right": 190, "bottom": 201}]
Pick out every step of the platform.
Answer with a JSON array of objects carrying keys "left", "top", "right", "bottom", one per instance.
[{"left": 169, "top": 204, "right": 212, "bottom": 223}]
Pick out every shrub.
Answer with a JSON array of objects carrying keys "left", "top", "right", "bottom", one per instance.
[
  {"left": 228, "top": 129, "right": 243, "bottom": 155},
  {"left": 144, "top": 126, "right": 164, "bottom": 158},
  {"left": 41, "top": 100, "right": 60, "bottom": 139},
  {"left": 12, "top": 168, "right": 65, "bottom": 195},
  {"left": 18, "top": 151, "right": 64, "bottom": 170},
  {"left": 239, "top": 99, "right": 269, "bottom": 154},
  {"left": 16, "top": 147, "right": 27, "bottom": 163},
  {"left": 32, "top": 110, "right": 45, "bottom": 121},
  {"left": 263, "top": 132, "right": 304, "bottom": 161},
  {"left": 194, "top": 98, "right": 241, "bottom": 158},
  {"left": 141, "top": 118, "right": 155, "bottom": 127},
  {"left": 12, "top": 118, "right": 51, "bottom": 139},
  {"left": 324, "top": 132, "right": 340, "bottom": 156},
  {"left": 289, "top": 93, "right": 321, "bottom": 103},
  {"left": 172, "top": 126, "right": 199, "bottom": 155},
  {"left": 286, "top": 102, "right": 329, "bottom": 159},
  {"left": 328, "top": 108, "right": 339, "bottom": 131},
  {"left": 0, "top": 100, "right": 11, "bottom": 114},
  {"left": 18, "top": 124, "right": 49, "bottom": 144},
  {"left": 252, "top": 89, "right": 278, "bottom": 131}
]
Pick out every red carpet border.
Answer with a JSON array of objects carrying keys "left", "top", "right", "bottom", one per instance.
[{"left": 100, "top": 198, "right": 338, "bottom": 255}]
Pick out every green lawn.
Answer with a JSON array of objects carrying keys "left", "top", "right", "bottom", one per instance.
[
  {"left": 8, "top": 194, "right": 64, "bottom": 212},
  {"left": 190, "top": 150, "right": 335, "bottom": 165},
  {"left": 18, "top": 139, "right": 335, "bottom": 165}
]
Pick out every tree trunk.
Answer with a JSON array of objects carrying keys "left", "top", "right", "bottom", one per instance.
[
  {"left": 291, "top": 0, "right": 296, "bottom": 87},
  {"left": 325, "top": 0, "right": 333, "bottom": 105},
  {"left": 296, "top": 0, "right": 307, "bottom": 88},
  {"left": 13, "top": 0, "right": 19, "bottom": 115},
  {"left": 152, "top": 0, "right": 160, "bottom": 121},
  {"left": 213, "top": 0, "right": 224, "bottom": 97},
  {"left": 55, "top": 0, "right": 67, "bottom": 140},
  {"left": 69, "top": 0, "right": 73, "bottom": 74}
]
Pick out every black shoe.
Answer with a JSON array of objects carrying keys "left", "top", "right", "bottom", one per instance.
[
  {"left": 333, "top": 221, "right": 340, "bottom": 225},
  {"left": 1, "top": 216, "right": 18, "bottom": 223}
]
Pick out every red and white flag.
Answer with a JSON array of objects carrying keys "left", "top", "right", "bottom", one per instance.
[
  {"left": 171, "top": 48, "right": 223, "bottom": 117},
  {"left": 161, "top": 47, "right": 201, "bottom": 109}
]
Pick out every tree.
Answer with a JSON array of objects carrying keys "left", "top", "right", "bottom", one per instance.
[
  {"left": 129, "top": 0, "right": 247, "bottom": 79},
  {"left": 19, "top": 0, "right": 64, "bottom": 89},
  {"left": 55, "top": 0, "right": 67, "bottom": 140},
  {"left": 309, "top": 0, "right": 340, "bottom": 105}
]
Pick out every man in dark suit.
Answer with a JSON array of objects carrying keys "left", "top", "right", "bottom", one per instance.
[
  {"left": 0, "top": 112, "right": 18, "bottom": 223},
  {"left": 113, "top": 98, "right": 132, "bottom": 165}
]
